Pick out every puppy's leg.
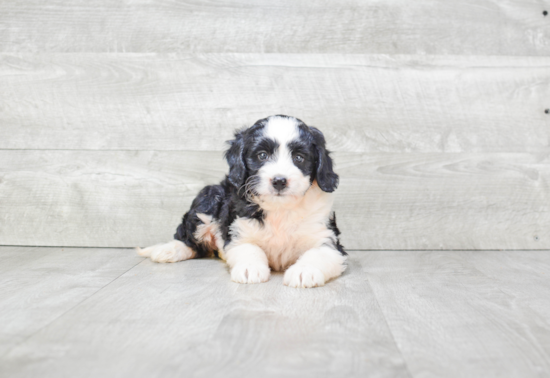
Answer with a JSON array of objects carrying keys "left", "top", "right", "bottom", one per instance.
[
  {"left": 137, "top": 184, "right": 227, "bottom": 263},
  {"left": 225, "top": 243, "right": 271, "bottom": 284},
  {"left": 284, "top": 246, "right": 346, "bottom": 288},
  {"left": 136, "top": 240, "right": 196, "bottom": 263}
]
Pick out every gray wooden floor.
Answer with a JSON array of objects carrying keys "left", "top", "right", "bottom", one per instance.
[{"left": 1, "top": 247, "right": 550, "bottom": 378}]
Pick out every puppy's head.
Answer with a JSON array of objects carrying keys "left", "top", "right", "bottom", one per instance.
[{"left": 225, "top": 115, "right": 338, "bottom": 205}]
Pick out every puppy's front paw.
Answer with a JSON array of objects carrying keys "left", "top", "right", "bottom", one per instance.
[
  {"left": 283, "top": 265, "right": 325, "bottom": 288},
  {"left": 231, "top": 263, "right": 270, "bottom": 284}
]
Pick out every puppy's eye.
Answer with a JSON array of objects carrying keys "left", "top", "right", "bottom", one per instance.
[
  {"left": 293, "top": 154, "right": 305, "bottom": 163},
  {"left": 258, "top": 151, "right": 268, "bottom": 161}
]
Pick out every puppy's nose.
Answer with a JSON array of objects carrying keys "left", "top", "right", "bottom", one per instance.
[{"left": 272, "top": 177, "right": 287, "bottom": 192}]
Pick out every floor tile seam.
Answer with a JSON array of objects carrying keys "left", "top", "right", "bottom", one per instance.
[{"left": 354, "top": 251, "right": 415, "bottom": 378}]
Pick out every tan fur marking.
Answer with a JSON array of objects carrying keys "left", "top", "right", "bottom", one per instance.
[{"left": 194, "top": 213, "right": 225, "bottom": 258}]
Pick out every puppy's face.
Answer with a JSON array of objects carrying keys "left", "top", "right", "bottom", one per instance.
[
  {"left": 225, "top": 115, "right": 339, "bottom": 206},
  {"left": 246, "top": 117, "right": 315, "bottom": 202}
]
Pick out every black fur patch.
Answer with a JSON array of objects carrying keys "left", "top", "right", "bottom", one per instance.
[
  {"left": 326, "top": 212, "right": 347, "bottom": 256},
  {"left": 173, "top": 177, "right": 265, "bottom": 256}
]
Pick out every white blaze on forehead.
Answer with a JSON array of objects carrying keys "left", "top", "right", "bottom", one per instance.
[{"left": 263, "top": 116, "right": 300, "bottom": 146}]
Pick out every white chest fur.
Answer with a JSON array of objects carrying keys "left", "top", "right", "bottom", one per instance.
[{"left": 228, "top": 183, "right": 335, "bottom": 271}]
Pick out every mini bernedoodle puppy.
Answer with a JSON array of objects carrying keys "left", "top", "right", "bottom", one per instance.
[{"left": 137, "top": 115, "right": 346, "bottom": 288}]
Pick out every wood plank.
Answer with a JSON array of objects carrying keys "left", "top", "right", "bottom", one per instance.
[
  {"left": 0, "top": 246, "right": 141, "bottom": 356},
  {"left": 1, "top": 53, "right": 549, "bottom": 152},
  {"left": 336, "top": 152, "right": 550, "bottom": 250},
  {"left": 361, "top": 251, "right": 550, "bottom": 378},
  {"left": 0, "top": 0, "right": 548, "bottom": 55},
  {"left": 0, "top": 250, "right": 410, "bottom": 378},
  {"left": 0, "top": 150, "right": 548, "bottom": 249}
]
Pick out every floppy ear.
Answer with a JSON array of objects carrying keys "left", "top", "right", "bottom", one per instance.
[
  {"left": 224, "top": 129, "right": 247, "bottom": 188},
  {"left": 310, "top": 127, "right": 339, "bottom": 192}
]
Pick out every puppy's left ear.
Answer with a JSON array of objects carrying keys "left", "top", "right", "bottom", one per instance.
[
  {"left": 224, "top": 129, "right": 247, "bottom": 188},
  {"left": 310, "top": 127, "right": 339, "bottom": 192}
]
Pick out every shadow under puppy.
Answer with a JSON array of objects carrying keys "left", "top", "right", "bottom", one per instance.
[{"left": 138, "top": 115, "right": 347, "bottom": 288}]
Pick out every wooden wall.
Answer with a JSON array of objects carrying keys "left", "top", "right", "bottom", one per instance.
[{"left": 1, "top": 1, "right": 549, "bottom": 249}]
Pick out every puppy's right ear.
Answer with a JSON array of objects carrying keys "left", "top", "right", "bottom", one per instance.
[
  {"left": 224, "top": 129, "right": 247, "bottom": 188},
  {"left": 310, "top": 126, "right": 339, "bottom": 193}
]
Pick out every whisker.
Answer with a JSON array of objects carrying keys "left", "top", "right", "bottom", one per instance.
[{"left": 238, "top": 175, "right": 261, "bottom": 202}]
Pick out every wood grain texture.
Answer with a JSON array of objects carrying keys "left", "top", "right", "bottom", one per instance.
[
  {"left": 361, "top": 251, "right": 550, "bottom": 378},
  {"left": 0, "top": 246, "right": 141, "bottom": 357},
  {"left": 0, "top": 249, "right": 410, "bottom": 378},
  {"left": 2, "top": 248, "right": 550, "bottom": 378},
  {"left": 0, "top": 150, "right": 548, "bottom": 249},
  {"left": 0, "top": 0, "right": 549, "bottom": 55},
  {"left": 1, "top": 53, "right": 549, "bottom": 152}
]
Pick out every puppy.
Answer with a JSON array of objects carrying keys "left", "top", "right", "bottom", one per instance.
[{"left": 138, "top": 115, "right": 346, "bottom": 288}]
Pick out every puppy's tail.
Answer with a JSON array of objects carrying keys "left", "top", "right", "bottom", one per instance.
[{"left": 136, "top": 240, "right": 196, "bottom": 263}]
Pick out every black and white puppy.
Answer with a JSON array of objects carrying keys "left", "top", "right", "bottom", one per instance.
[{"left": 138, "top": 115, "right": 346, "bottom": 288}]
